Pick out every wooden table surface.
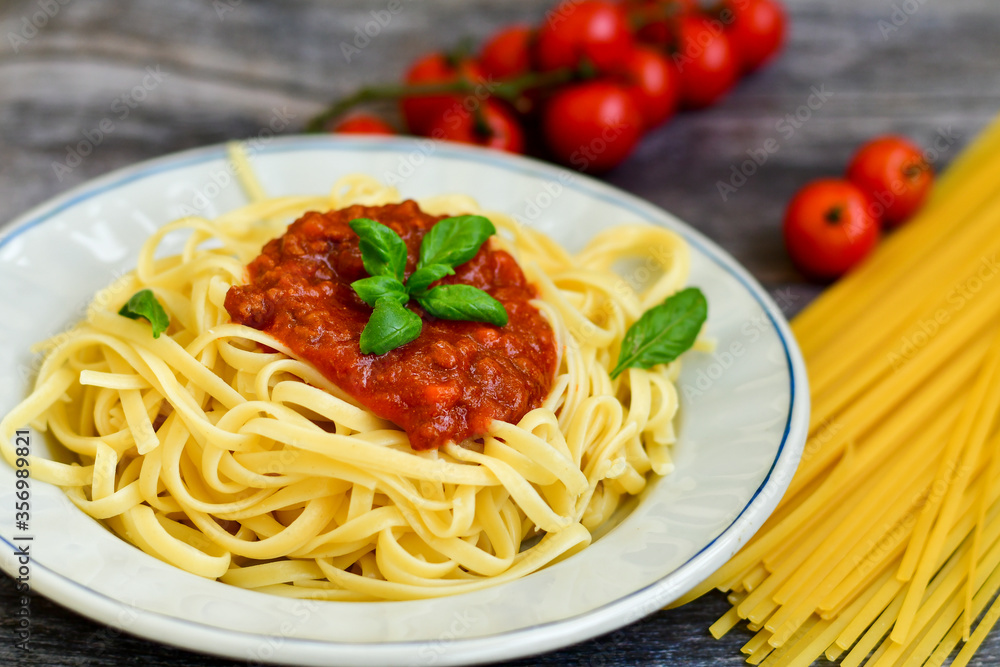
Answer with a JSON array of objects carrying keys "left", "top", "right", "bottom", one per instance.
[{"left": 2, "top": 0, "right": 999, "bottom": 664}]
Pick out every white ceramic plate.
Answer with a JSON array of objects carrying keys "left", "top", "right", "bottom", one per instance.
[{"left": 0, "top": 137, "right": 808, "bottom": 666}]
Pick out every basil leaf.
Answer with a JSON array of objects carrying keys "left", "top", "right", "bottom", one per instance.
[
  {"left": 347, "top": 214, "right": 506, "bottom": 356},
  {"left": 359, "top": 297, "right": 422, "bottom": 355},
  {"left": 418, "top": 215, "right": 496, "bottom": 269},
  {"left": 349, "top": 217, "right": 408, "bottom": 282},
  {"left": 118, "top": 289, "right": 170, "bottom": 339},
  {"left": 406, "top": 263, "right": 455, "bottom": 296},
  {"left": 352, "top": 275, "right": 408, "bottom": 308},
  {"left": 417, "top": 285, "right": 508, "bottom": 327},
  {"left": 609, "top": 287, "right": 707, "bottom": 380}
]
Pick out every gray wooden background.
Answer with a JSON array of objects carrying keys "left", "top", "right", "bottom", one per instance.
[{"left": 1, "top": 0, "right": 999, "bottom": 665}]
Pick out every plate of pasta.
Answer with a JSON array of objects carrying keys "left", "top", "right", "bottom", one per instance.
[{"left": 0, "top": 137, "right": 807, "bottom": 666}]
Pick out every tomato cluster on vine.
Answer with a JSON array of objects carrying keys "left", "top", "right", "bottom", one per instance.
[{"left": 311, "top": 0, "right": 786, "bottom": 173}]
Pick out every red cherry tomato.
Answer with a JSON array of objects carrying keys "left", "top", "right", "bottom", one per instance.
[
  {"left": 723, "top": 0, "right": 787, "bottom": 73},
  {"left": 783, "top": 179, "right": 880, "bottom": 281},
  {"left": 542, "top": 81, "right": 643, "bottom": 172},
  {"left": 331, "top": 115, "right": 396, "bottom": 135},
  {"left": 535, "top": 1, "right": 634, "bottom": 73},
  {"left": 846, "top": 136, "right": 933, "bottom": 228},
  {"left": 673, "top": 15, "right": 739, "bottom": 109},
  {"left": 617, "top": 45, "right": 679, "bottom": 130},
  {"left": 401, "top": 52, "right": 487, "bottom": 136},
  {"left": 624, "top": 0, "right": 700, "bottom": 47},
  {"left": 480, "top": 25, "right": 534, "bottom": 79},
  {"left": 427, "top": 99, "right": 525, "bottom": 154}
]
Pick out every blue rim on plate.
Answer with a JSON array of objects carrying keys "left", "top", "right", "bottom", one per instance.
[{"left": 0, "top": 136, "right": 809, "bottom": 666}]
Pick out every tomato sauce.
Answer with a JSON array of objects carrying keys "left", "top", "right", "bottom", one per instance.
[{"left": 224, "top": 201, "right": 557, "bottom": 451}]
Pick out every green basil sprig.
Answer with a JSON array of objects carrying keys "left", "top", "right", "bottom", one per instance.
[
  {"left": 418, "top": 215, "right": 497, "bottom": 268},
  {"left": 118, "top": 289, "right": 170, "bottom": 338},
  {"left": 348, "top": 215, "right": 508, "bottom": 355},
  {"left": 351, "top": 275, "right": 409, "bottom": 307},
  {"left": 609, "top": 287, "right": 707, "bottom": 380},
  {"left": 350, "top": 217, "right": 407, "bottom": 282},
  {"left": 418, "top": 284, "right": 509, "bottom": 324},
  {"left": 359, "top": 297, "right": 423, "bottom": 356},
  {"left": 406, "top": 263, "right": 454, "bottom": 296}
]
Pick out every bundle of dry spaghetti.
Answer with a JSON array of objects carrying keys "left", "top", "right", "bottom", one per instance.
[{"left": 680, "top": 113, "right": 1000, "bottom": 666}]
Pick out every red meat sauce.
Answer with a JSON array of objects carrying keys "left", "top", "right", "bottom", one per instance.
[{"left": 224, "top": 200, "right": 557, "bottom": 451}]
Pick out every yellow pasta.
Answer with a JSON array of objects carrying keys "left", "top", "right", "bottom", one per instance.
[
  {"left": 691, "top": 114, "right": 1000, "bottom": 665},
  {"left": 0, "top": 158, "right": 697, "bottom": 601}
]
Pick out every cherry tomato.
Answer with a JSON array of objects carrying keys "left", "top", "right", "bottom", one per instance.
[
  {"left": 783, "top": 179, "right": 880, "bottom": 281},
  {"left": 401, "top": 52, "right": 487, "bottom": 136},
  {"left": 624, "top": 0, "right": 700, "bottom": 47},
  {"left": 331, "top": 115, "right": 396, "bottom": 135},
  {"left": 618, "top": 46, "right": 679, "bottom": 129},
  {"left": 427, "top": 99, "right": 526, "bottom": 154},
  {"left": 542, "top": 81, "right": 643, "bottom": 172},
  {"left": 846, "top": 136, "right": 933, "bottom": 228},
  {"left": 673, "top": 15, "right": 739, "bottom": 109},
  {"left": 535, "top": 1, "right": 634, "bottom": 73},
  {"left": 723, "top": 0, "right": 787, "bottom": 73},
  {"left": 480, "top": 25, "right": 534, "bottom": 79}
]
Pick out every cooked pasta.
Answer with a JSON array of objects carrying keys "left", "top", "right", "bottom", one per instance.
[{"left": 0, "top": 156, "right": 695, "bottom": 601}]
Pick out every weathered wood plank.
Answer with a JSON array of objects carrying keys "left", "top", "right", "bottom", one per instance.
[{"left": 1, "top": 0, "right": 999, "bottom": 665}]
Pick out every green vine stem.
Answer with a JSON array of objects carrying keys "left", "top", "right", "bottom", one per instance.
[{"left": 305, "top": 66, "right": 578, "bottom": 133}]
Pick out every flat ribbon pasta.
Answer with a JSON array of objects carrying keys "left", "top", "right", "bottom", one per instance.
[{"left": 0, "top": 172, "right": 692, "bottom": 601}]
